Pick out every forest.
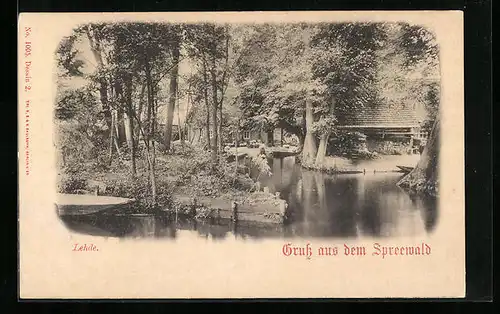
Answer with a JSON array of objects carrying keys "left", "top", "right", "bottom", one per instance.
[{"left": 55, "top": 21, "right": 440, "bottom": 211}]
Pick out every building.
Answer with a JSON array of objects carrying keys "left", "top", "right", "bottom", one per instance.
[
  {"left": 337, "top": 102, "right": 430, "bottom": 154},
  {"left": 236, "top": 127, "right": 286, "bottom": 147}
]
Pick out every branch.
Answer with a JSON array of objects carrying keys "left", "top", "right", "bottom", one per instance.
[{"left": 136, "top": 55, "right": 187, "bottom": 90}]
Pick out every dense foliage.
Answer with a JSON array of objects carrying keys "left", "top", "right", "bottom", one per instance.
[{"left": 55, "top": 21, "right": 440, "bottom": 203}]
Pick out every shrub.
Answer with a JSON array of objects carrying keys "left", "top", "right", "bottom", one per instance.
[
  {"left": 194, "top": 206, "right": 217, "bottom": 221},
  {"left": 171, "top": 141, "right": 195, "bottom": 156},
  {"left": 158, "top": 146, "right": 213, "bottom": 177},
  {"left": 352, "top": 150, "right": 380, "bottom": 160},
  {"left": 248, "top": 155, "right": 272, "bottom": 178},
  {"left": 234, "top": 174, "right": 255, "bottom": 191},
  {"left": 372, "top": 140, "right": 409, "bottom": 155},
  {"left": 102, "top": 175, "right": 174, "bottom": 211},
  {"left": 327, "top": 131, "right": 367, "bottom": 156},
  {"left": 91, "top": 153, "right": 110, "bottom": 172},
  {"left": 57, "top": 174, "right": 88, "bottom": 194}
]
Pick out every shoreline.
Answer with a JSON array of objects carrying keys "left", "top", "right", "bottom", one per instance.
[{"left": 299, "top": 153, "right": 421, "bottom": 175}]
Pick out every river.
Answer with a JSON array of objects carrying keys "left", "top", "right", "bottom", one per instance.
[{"left": 59, "top": 156, "right": 438, "bottom": 240}]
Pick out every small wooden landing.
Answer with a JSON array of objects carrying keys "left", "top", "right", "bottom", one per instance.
[{"left": 55, "top": 193, "right": 136, "bottom": 216}]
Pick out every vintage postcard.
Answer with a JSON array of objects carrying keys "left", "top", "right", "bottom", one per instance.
[{"left": 18, "top": 11, "right": 464, "bottom": 298}]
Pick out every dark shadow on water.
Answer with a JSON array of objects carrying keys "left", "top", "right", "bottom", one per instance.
[
  {"left": 58, "top": 156, "right": 439, "bottom": 240},
  {"left": 59, "top": 213, "right": 288, "bottom": 240}
]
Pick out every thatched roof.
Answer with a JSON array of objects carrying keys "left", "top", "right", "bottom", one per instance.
[{"left": 340, "top": 103, "right": 422, "bottom": 128}]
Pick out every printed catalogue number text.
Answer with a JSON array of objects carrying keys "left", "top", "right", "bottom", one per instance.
[{"left": 23, "top": 27, "right": 32, "bottom": 175}]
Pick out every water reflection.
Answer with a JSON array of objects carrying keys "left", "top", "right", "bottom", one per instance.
[
  {"left": 59, "top": 156, "right": 438, "bottom": 240},
  {"left": 59, "top": 214, "right": 287, "bottom": 240},
  {"left": 264, "top": 156, "right": 438, "bottom": 238}
]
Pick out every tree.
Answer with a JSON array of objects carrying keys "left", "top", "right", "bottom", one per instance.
[
  {"left": 309, "top": 22, "right": 386, "bottom": 163},
  {"left": 233, "top": 24, "right": 325, "bottom": 155},
  {"left": 56, "top": 22, "right": 187, "bottom": 203},
  {"left": 397, "top": 117, "right": 439, "bottom": 196},
  {"left": 395, "top": 23, "right": 440, "bottom": 196},
  {"left": 373, "top": 23, "right": 440, "bottom": 132},
  {"left": 163, "top": 26, "right": 181, "bottom": 151},
  {"left": 183, "top": 23, "right": 232, "bottom": 162}
]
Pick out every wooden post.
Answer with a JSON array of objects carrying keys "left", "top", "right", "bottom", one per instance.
[
  {"left": 175, "top": 202, "right": 178, "bottom": 224},
  {"left": 231, "top": 201, "right": 238, "bottom": 223},
  {"left": 280, "top": 199, "right": 288, "bottom": 224},
  {"left": 190, "top": 197, "right": 197, "bottom": 217},
  {"left": 216, "top": 209, "right": 221, "bottom": 223},
  {"left": 408, "top": 135, "right": 414, "bottom": 155}
]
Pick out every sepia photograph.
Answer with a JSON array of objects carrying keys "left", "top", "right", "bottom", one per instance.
[
  {"left": 18, "top": 12, "right": 464, "bottom": 298},
  {"left": 54, "top": 21, "right": 440, "bottom": 240}
]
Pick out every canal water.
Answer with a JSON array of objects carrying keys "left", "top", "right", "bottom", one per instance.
[{"left": 59, "top": 156, "right": 438, "bottom": 240}]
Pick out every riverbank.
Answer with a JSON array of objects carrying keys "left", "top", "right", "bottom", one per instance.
[
  {"left": 59, "top": 153, "right": 438, "bottom": 240},
  {"left": 226, "top": 145, "right": 299, "bottom": 158},
  {"left": 57, "top": 142, "right": 285, "bottom": 224},
  {"left": 227, "top": 145, "right": 420, "bottom": 174},
  {"left": 170, "top": 191, "right": 286, "bottom": 224},
  {"left": 301, "top": 154, "right": 421, "bottom": 174}
]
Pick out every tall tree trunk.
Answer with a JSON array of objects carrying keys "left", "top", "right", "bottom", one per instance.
[
  {"left": 124, "top": 76, "right": 137, "bottom": 176},
  {"left": 190, "top": 127, "right": 200, "bottom": 145},
  {"left": 116, "top": 108, "right": 126, "bottom": 145},
  {"left": 112, "top": 79, "right": 124, "bottom": 145},
  {"left": 99, "top": 83, "right": 112, "bottom": 136},
  {"left": 177, "top": 114, "right": 183, "bottom": 143},
  {"left": 108, "top": 111, "right": 114, "bottom": 164},
  {"left": 202, "top": 56, "right": 211, "bottom": 150},
  {"left": 115, "top": 80, "right": 135, "bottom": 174},
  {"left": 302, "top": 99, "right": 317, "bottom": 163},
  {"left": 152, "top": 98, "right": 158, "bottom": 169},
  {"left": 184, "top": 87, "right": 192, "bottom": 142},
  {"left": 144, "top": 58, "right": 157, "bottom": 202},
  {"left": 210, "top": 51, "right": 218, "bottom": 163},
  {"left": 218, "top": 102, "right": 223, "bottom": 153},
  {"left": 134, "top": 84, "right": 146, "bottom": 149},
  {"left": 217, "top": 30, "right": 229, "bottom": 154},
  {"left": 109, "top": 111, "right": 122, "bottom": 165},
  {"left": 164, "top": 37, "right": 180, "bottom": 151},
  {"left": 176, "top": 88, "right": 184, "bottom": 144},
  {"left": 234, "top": 121, "right": 240, "bottom": 177},
  {"left": 113, "top": 112, "right": 122, "bottom": 156},
  {"left": 132, "top": 111, "right": 158, "bottom": 205},
  {"left": 124, "top": 112, "right": 136, "bottom": 175},
  {"left": 196, "top": 127, "right": 202, "bottom": 145},
  {"left": 315, "top": 132, "right": 330, "bottom": 164},
  {"left": 145, "top": 60, "right": 153, "bottom": 145},
  {"left": 85, "top": 27, "right": 112, "bottom": 136},
  {"left": 397, "top": 117, "right": 439, "bottom": 196},
  {"left": 315, "top": 99, "right": 335, "bottom": 164},
  {"left": 297, "top": 133, "right": 305, "bottom": 155}
]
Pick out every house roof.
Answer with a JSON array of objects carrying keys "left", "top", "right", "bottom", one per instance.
[{"left": 339, "top": 103, "right": 421, "bottom": 128}]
